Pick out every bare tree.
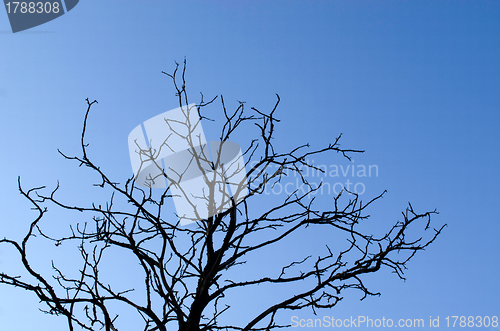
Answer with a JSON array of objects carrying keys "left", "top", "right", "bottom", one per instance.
[{"left": 0, "top": 60, "right": 445, "bottom": 331}]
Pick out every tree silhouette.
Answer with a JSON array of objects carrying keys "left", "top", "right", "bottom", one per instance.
[{"left": 0, "top": 61, "right": 445, "bottom": 331}]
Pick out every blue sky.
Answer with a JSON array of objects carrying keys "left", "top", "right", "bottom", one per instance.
[{"left": 0, "top": 1, "right": 499, "bottom": 330}]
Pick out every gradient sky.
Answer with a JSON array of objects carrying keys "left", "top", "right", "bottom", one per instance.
[{"left": 0, "top": 1, "right": 499, "bottom": 330}]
